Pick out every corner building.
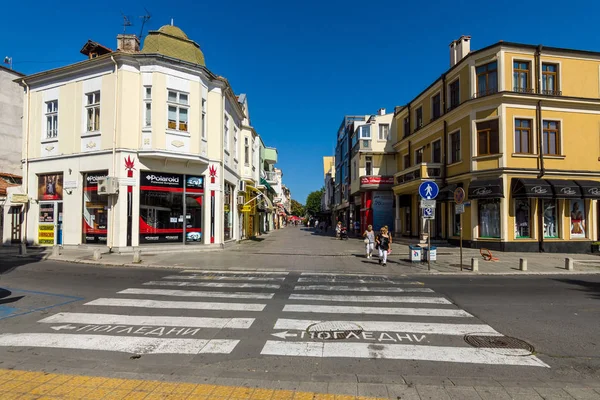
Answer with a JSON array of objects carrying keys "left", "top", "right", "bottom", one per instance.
[
  {"left": 393, "top": 36, "right": 600, "bottom": 252},
  {"left": 10, "top": 25, "right": 262, "bottom": 249}
]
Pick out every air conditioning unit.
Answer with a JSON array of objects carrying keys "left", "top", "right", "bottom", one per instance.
[
  {"left": 237, "top": 195, "right": 245, "bottom": 205},
  {"left": 239, "top": 181, "right": 246, "bottom": 192},
  {"left": 97, "top": 177, "right": 119, "bottom": 195}
]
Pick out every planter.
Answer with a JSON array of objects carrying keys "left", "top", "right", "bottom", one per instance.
[{"left": 591, "top": 244, "right": 600, "bottom": 253}]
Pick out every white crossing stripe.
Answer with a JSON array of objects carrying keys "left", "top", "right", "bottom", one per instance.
[
  {"left": 39, "top": 313, "right": 255, "bottom": 329},
  {"left": 86, "top": 298, "right": 266, "bottom": 311},
  {"left": 0, "top": 333, "right": 239, "bottom": 355},
  {"left": 260, "top": 341, "right": 549, "bottom": 367},
  {"left": 119, "top": 288, "right": 274, "bottom": 300},
  {"left": 181, "top": 270, "right": 288, "bottom": 275},
  {"left": 283, "top": 304, "right": 472, "bottom": 318},
  {"left": 294, "top": 285, "right": 433, "bottom": 293},
  {"left": 144, "top": 281, "right": 281, "bottom": 289},
  {"left": 273, "top": 319, "right": 502, "bottom": 336},
  {"left": 298, "top": 278, "right": 419, "bottom": 284},
  {"left": 164, "top": 275, "right": 285, "bottom": 281},
  {"left": 301, "top": 273, "right": 390, "bottom": 277},
  {"left": 289, "top": 294, "right": 451, "bottom": 304}
]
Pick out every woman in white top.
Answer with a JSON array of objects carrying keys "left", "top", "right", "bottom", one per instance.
[{"left": 363, "top": 225, "right": 375, "bottom": 259}]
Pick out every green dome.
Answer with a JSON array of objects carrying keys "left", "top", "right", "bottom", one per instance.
[{"left": 141, "top": 24, "right": 205, "bottom": 66}]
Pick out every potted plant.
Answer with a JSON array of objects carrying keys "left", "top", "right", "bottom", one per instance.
[{"left": 592, "top": 242, "right": 600, "bottom": 253}]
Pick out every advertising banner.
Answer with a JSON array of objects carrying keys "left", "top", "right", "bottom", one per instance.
[
  {"left": 372, "top": 191, "right": 394, "bottom": 231},
  {"left": 38, "top": 173, "right": 63, "bottom": 200},
  {"left": 38, "top": 224, "right": 54, "bottom": 246}
]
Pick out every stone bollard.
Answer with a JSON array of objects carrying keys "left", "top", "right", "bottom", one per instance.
[
  {"left": 52, "top": 245, "right": 60, "bottom": 257},
  {"left": 133, "top": 250, "right": 142, "bottom": 264},
  {"left": 519, "top": 258, "right": 527, "bottom": 271},
  {"left": 565, "top": 257, "right": 574, "bottom": 271},
  {"left": 93, "top": 249, "right": 102, "bottom": 261},
  {"left": 18, "top": 243, "right": 27, "bottom": 255},
  {"left": 471, "top": 257, "right": 479, "bottom": 272}
]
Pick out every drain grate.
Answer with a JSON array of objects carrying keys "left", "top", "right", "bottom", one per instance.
[
  {"left": 464, "top": 335, "right": 535, "bottom": 353},
  {"left": 307, "top": 321, "right": 363, "bottom": 340}
]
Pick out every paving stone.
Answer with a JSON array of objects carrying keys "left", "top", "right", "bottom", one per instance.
[
  {"left": 446, "top": 386, "right": 482, "bottom": 400},
  {"left": 357, "top": 383, "right": 388, "bottom": 398},
  {"left": 415, "top": 385, "right": 452, "bottom": 400},
  {"left": 564, "top": 388, "right": 600, "bottom": 400},
  {"left": 534, "top": 387, "right": 575, "bottom": 399},
  {"left": 297, "top": 382, "right": 328, "bottom": 394},
  {"left": 475, "top": 386, "right": 512, "bottom": 400},
  {"left": 449, "top": 378, "right": 502, "bottom": 387},
  {"left": 504, "top": 387, "right": 544, "bottom": 399},
  {"left": 385, "top": 384, "right": 420, "bottom": 400},
  {"left": 327, "top": 382, "right": 358, "bottom": 396}
]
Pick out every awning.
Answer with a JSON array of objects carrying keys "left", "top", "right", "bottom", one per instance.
[
  {"left": 437, "top": 184, "right": 457, "bottom": 202},
  {"left": 547, "top": 179, "right": 581, "bottom": 199},
  {"left": 575, "top": 180, "right": 600, "bottom": 199},
  {"left": 468, "top": 179, "right": 504, "bottom": 199},
  {"left": 511, "top": 178, "right": 553, "bottom": 199},
  {"left": 260, "top": 178, "right": 276, "bottom": 194}
]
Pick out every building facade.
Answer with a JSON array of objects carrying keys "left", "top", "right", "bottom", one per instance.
[
  {"left": 393, "top": 36, "right": 600, "bottom": 252},
  {"left": 3, "top": 25, "right": 282, "bottom": 249}
]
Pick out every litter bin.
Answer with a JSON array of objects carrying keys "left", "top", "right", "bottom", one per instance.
[
  {"left": 409, "top": 245, "right": 422, "bottom": 262},
  {"left": 422, "top": 246, "right": 437, "bottom": 262}
]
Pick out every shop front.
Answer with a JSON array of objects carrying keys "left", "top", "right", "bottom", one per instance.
[
  {"left": 359, "top": 176, "right": 395, "bottom": 232},
  {"left": 37, "top": 173, "right": 64, "bottom": 246},
  {"left": 82, "top": 171, "right": 108, "bottom": 244}
]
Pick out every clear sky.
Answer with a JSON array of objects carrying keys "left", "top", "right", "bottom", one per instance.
[{"left": 2, "top": 0, "right": 599, "bottom": 203}]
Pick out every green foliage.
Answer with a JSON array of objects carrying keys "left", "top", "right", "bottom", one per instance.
[
  {"left": 290, "top": 199, "right": 305, "bottom": 216},
  {"left": 305, "top": 187, "right": 324, "bottom": 216}
]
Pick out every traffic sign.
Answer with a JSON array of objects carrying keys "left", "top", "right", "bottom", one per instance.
[
  {"left": 423, "top": 207, "right": 435, "bottom": 220},
  {"left": 454, "top": 187, "right": 466, "bottom": 204},
  {"left": 419, "top": 181, "right": 439, "bottom": 200},
  {"left": 455, "top": 204, "right": 465, "bottom": 214},
  {"left": 420, "top": 199, "right": 436, "bottom": 208}
]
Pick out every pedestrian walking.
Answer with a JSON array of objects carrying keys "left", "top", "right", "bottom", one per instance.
[
  {"left": 376, "top": 226, "right": 391, "bottom": 266},
  {"left": 363, "top": 225, "right": 375, "bottom": 259}
]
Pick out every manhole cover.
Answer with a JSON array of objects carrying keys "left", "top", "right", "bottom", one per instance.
[
  {"left": 307, "top": 321, "right": 363, "bottom": 340},
  {"left": 464, "top": 335, "right": 535, "bottom": 356}
]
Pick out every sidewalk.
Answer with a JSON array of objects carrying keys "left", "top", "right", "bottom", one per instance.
[{"left": 4, "top": 227, "right": 600, "bottom": 275}]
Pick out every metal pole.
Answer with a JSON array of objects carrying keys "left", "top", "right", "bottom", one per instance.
[
  {"left": 460, "top": 212, "right": 463, "bottom": 271},
  {"left": 427, "top": 219, "right": 431, "bottom": 271}
]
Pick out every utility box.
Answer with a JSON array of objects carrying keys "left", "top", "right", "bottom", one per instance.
[
  {"left": 422, "top": 246, "right": 437, "bottom": 262},
  {"left": 409, "top": 245, "right": 422, "bottom": 262},
  {"left": 97, "top": 177, "right": 119, "bottom": 195}
]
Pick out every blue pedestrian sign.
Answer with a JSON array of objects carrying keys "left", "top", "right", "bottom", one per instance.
[{"left": 418, "top": 181, "right": 439, "bottom": 200}]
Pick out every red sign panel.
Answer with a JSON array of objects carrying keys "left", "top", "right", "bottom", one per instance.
[{"left": 360, "top": 176, "right": 394, "bottom": 186}]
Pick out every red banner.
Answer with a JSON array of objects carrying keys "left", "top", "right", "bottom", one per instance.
[{"left": 360, "top": 176, "right": 394, "bottom": 185}]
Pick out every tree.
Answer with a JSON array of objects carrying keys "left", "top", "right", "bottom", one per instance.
[
  {"left": 290, "top": 199, "right": 305, "bottom": 217},
  {"left": 305, "top": 188, "right": 325, "bottom": 217}
]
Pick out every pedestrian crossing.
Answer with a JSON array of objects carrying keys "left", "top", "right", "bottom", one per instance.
[{"left": 0, "top": 270, "right": 550, "bottom": 368}]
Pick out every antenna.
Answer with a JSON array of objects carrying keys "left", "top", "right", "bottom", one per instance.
[
  {"left": 121, "top": 12, "right": 133, "bottom": 33},
  {"left": 138, "top": 8, "right": 152, "bottom": 40}
]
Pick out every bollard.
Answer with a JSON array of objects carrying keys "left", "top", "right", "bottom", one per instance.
[
  {"left": 519, "top": 258, "right": 527, "bottom": 271},
  {"left": 565, "top": 257, "right": 574, "bottom": 271},
  {"left": 471, "top": 257, "right": 479, "bottom": 272},
  {"left": 19, "top": 243, "right": 27, "bottom": 255},
  {"left": 93, "top": 249, "right": 102, "bottom": 261},
  {"left": 133, "top": 250, "right": 142, "bottom": 264},
  {"left": 52, "top": 245, "right": 60, "bottom": 257}
]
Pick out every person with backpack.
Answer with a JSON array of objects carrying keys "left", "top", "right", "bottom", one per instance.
[{"left": 376, "top": 226, "right": 391, "bottom": 266}]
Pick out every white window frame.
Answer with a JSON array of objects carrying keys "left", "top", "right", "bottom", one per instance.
[
  {"left": 448, "top": 78, "right": 460, "bottom": 110},
  {"left": 430, "top": 91, "right": 441, "bottom": 120},
  {"left": 224, "top": 115, "right": 230, "bottom": 153},
  {"left": 201, "top": 98, "right": 207, "bottom": 139},
  {"left": 378, "top": 124, "right": 389, "bottom": 141},
  {"left": 359, "top": 125, "right": 371, "bottom": 139},
  {"left": 541, "top": 118, "right": 564, "bottom": 156},
  {"left": 415, "top": 106, "right": 423, "bottom": 129},
  {"left": 512, "top": 116, "right": 536, "bottom": 155},
  {"left": 45, "top": 100, "right": 58, "bottom": 139},
  {"left": 167, "top": 90, "right": 189, "bottom": 133},
  {"left": 414, "top": 147, "right": 424, "bottom": 164},
  {"left": 143, "top": 86, "right": 152, "bottom": 129},
  {"left": 85, "top": 91, "right": 101, "bottom": 133},
  {"left": 244, "top": 137, "right": 250, "bottom": 166},
  {"left": 448, "top": 129, "right": 461, "bottom": 164},
  {"left": 541, "top": 61, "right": 562, "bottom": 95},
  {"left": 431, "top": 139, "right": 442, "bottom": 163},
  {"left": 511, "top": 57, "right": 534, "bottom": 93},
  {"left": 365, "top": 156, "right": 372, "bottom": 176},
  {"left": 233, "top": 126, "right": 238, "bottom": 160}
]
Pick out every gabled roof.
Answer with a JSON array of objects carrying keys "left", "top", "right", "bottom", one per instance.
[
  {"left": 0, "top": 173, "right": 22, "bottom": 197},
  {"left": 80, "top": 40, "right": 113, "bottom": 57}
]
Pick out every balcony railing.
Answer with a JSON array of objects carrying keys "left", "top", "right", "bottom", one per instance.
[
  {"left": 394, "top": 163, "right": 442, "bottom": 185},
  {"left": 513, "top": 87, "right": 535, "bottom": 94},
  {"left": 472, "top": 87, "right": 498, "bottom": 99},
  {"left": 541, "top": 89, "right": 562, "bottom": 96},
  {"left": 264, "top": 171, "right": 277, "bottom": 182}
]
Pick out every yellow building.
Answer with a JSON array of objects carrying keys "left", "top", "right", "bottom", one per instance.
[{"left": 393, "top": 36, "right": 600, "bottom": 253}]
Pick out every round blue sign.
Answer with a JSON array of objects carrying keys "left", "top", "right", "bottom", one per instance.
[{"left": 419, "top": 181, "right": 439, "bottom": 200}]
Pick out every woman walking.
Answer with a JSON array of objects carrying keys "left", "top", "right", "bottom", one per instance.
[
  {"left": 376, "top": 226, "right": 391, "bottom": 266},
  {"left": 363, "top": 225, "right": 375, "bottom": 259}
]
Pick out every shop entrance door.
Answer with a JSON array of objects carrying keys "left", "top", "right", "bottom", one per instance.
[
  {"left": 10, "top": 206, "right": 22, "bottom": 244},
  {"left": 39, "top": 201, "right": 63, "bottom": 246}
]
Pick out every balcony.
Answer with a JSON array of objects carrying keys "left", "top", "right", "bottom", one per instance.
[
  {"left": 264, "top": 170, "right": 278, "bottom": 183},
  {"left": 472, "top": 87, "right": 498, "bottom": 99},
  {"left": 263, "top": 147, "right": 278, "bottom": 164},
  {"left": 394, "top": 163, "right": 442, "bottom": 186}
]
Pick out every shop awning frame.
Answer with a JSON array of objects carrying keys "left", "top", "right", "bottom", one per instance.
[
  {"left": 511, "top": 178, "right": 553, "bottom": 199},
  {"left": 546, "top": 179, "right": 582, "bottom": 199},
  {"left": 437, "top": 184, "right": 457, "bottom": 202},
  {"left": 576, "top": 180, "right": 600, "bottom": 199},
  {"left": 468, "top": 178, "right": 504, "bottom": 199}
]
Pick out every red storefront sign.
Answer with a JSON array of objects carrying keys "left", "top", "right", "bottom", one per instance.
[{"left": 360, "top": 176, "right": 394, "bottom": 186}]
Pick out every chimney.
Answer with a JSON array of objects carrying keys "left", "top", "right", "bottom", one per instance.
[
  {"left": 117, "top": 34, "right": 140, "bottom": 52},
  {"left": 378, "top": 108, "right": 386, "bottom": 116},
  {"left": 450, "top": 35, "right": 471, "bottom": 67}
]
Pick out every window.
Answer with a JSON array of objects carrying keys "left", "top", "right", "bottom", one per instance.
[
  {"left": 82, "top": 171, "right": 108, "bottom": 244},
  {"left": 515, "top": 119, "right": 532, "bottom": 154},
  {"left": 542, "top": 199, "right": 558, "bottom": 238},
  {"left": 449, "top": 79, "right": 460, "bottom": 109},
  {"left": 403, "top": 117, "right": 410, "bottom": 137},
  {"left": 478, "top": 198, "right": 500, "bottom": 238},
  {"left": 359, "top": 125, "right": 371, "bottom": 138},
  {"left": 85, "top": 91, "right": 100, "bottom": 132},
  {"left": 449, "top": 131, "right": 461, "bottom": 163},
  {"left": 415, "top": 107, "right": 423, "bottom": 130},
  {"left": 353, "top": 160, "right": 357, "bottom": 180},
  {"left": 432, "top": 93, "right": 441, "bottom": 120},
  {"left": 542, "top": 120, "right": 560, "bottom": 155},
  {"left": 233, "top": 127, "right": 238, "bottom": 159},
  {"left": 542, "top": 63, "right": 559, "bottom": 95},
  {"left": 513, "top": 61, "right": 531, "bottom": 93},
  {"left": 453, "top": 203, "right": 461, "bottom": 236},
  {"left": 476, "top": 61, "right": 498, "bottom": 97},
  {"left": 432, "top": 140, "right": 441, "bottom": 163},
  {"left": 45, "top": 100, "right": 58, "bottom": 139},
  {"left": 223, "top": 184, "right": 233, "bottom": 241},
  {"left": 378, "top": 124, "right": 389, "bottom": 141},
  {"left": 514, "top": 199, "right": 530, "bottom": 238},
  {"left": 224, "top": 115, "right": 229, "bottom": 151},
  {"left": 365, "top": 156, "right": 372, "bottom": 176},
  {"left": 403, "top": 154, "right": 410, "bottom": 169},
  {"left": 570, "top": 199, "right": 586, "bottom": 238},
  {"left": 244, "top": 137, "right": 250, "bottom": 165},
  {"left": 167, "top": 90, "right": 189, "bottom": 132},
  {"left": 201, "top": 98, "right": 207, "bottom": 139},
  {"left": 143, "top": 87, "right": 151, "bottom": 128},
  {"left": 476, "top": 119, "right": 500, "bottom": 156},
  {"left": 415, "top": 147, "right": 423, "bottom": 164}
]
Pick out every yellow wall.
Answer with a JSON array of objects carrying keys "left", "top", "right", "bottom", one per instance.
[
  {"left": 542, "top": 55, "right": 600, "bottom": 99},
  {"left": 446, "top": 115, "right": 471, "bottom": 176}
]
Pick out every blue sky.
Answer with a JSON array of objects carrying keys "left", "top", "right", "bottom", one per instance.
[{"left": 2, "top": 0, "right": 599, "bottom": 203}]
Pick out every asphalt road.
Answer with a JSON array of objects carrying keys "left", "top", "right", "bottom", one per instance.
[{"left": 0, "top": 258, "right": 598, "bottom": 386}]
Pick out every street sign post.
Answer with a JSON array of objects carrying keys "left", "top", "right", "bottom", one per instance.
[
  {"left": 453, "top": 187, "right": 466, "bottom": 271},
  {"left": 455, "top": 204, "right": 465, "bottom": 214},
  {"left": 454, "top": 187, "right": 465, "bottom": 204},
  {"left": 419, "top": 181, "right": 439, "bottom": 200},
  {"left": 420, "top": 199, "right": 436, "bottom": 209},
  {"left": 423, "top": 207, "right": 435, "bottom": 219},
  {"left": 418, "top": 182, "right": 439, "bottom": 271}
]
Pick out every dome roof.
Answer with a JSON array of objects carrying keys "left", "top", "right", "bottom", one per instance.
[{"left": 141, "top": 24, "right": 205, "bottom": 66}]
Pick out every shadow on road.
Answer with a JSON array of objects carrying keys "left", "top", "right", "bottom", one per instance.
[
  {"left": 0, "top": 254, "right": 46, "bottom": 275},
  {"left": 0, "top": 288, "right": 25, "bottom": 305},
  {"left": 553, "top": 278, "right": 600, "bottom": 300}
]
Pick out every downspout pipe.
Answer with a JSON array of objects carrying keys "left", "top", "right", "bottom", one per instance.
[
  {"left": 109, "top": 55, "right": 118, "bottom": 252},
  {"left": 535, "top": 45, "right": 545, "bottom": 252},
  {"left": 22, "top": 80, "right": 30, "bottom": 246},
  {"left": 441, "top": 73, "right": 448, "bottom": 185}
]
